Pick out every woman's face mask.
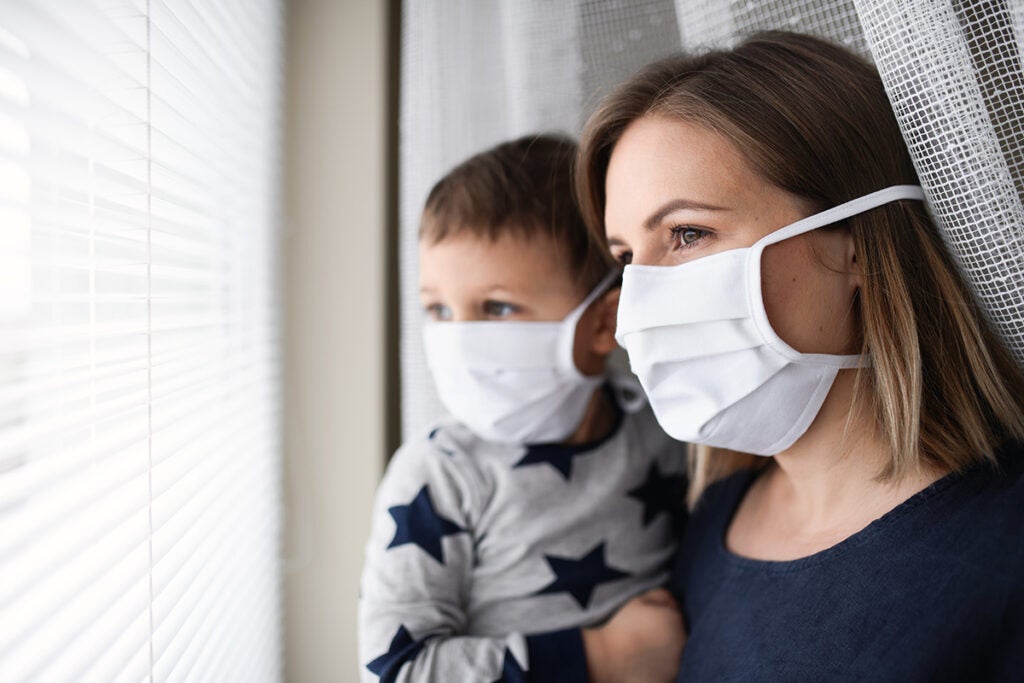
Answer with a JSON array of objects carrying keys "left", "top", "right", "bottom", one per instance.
[{"left": 603, "top": 115, "right": 924, "bottom": 454}]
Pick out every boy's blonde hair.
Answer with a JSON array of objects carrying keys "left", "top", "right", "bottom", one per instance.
[{"left": 421, "top": 134, "right": 615, "bottom": 294}]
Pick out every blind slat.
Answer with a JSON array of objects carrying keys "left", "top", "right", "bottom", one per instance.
[
  {"left": 0, "top": 0, "right": 282, "bottom": 680},
  {"left": 15, "top": 553, "right": 150, "bottom": 683}
]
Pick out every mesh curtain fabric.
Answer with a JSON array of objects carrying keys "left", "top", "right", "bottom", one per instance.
[{"left": 399, "top": 0, "right": 1024, "bottom": 439}]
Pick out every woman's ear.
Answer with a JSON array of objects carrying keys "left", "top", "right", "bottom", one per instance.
[
  {"left": 822, "top": 228, "right": 861, "bottom": 291},
  {"left": 843, "top": 231, "right": 862, "bottom": 290},
  {"left": 849, "top": 250, "right": 862, "bottom": 290}
]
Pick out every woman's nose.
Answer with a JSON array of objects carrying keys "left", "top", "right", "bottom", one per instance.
[{"left": 627, "top": 244, "right": 661, "bottom": 267}]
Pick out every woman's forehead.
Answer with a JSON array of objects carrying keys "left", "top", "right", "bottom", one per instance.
[{"left": 604, "top": 116, "right": 767, "bottom": 231}]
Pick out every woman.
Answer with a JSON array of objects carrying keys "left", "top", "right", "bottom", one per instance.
[{"left": 573, "top": 31, "right": 1024, "bottom": 682}]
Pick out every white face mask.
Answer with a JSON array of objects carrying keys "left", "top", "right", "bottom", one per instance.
[
  {"left": 615, "top": 185, "right": 925, "bottom": 455},
  {"left": 423, "top": 270, "right": 618, "bottom": 445}
]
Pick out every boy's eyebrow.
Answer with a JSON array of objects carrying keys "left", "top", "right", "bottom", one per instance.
[
  {"left": 480, "top": 285, "right": 522, "bottom": 296},
  {"left": 644, "top": 198, "right": 728, "bottom": 230},
  {"left": 419, "top": 284, "right": 523, "bottom": 296}
]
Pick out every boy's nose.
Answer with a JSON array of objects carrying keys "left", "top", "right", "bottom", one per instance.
[{"left": 450, "top": 306, "right": 485, "bottom": 323}]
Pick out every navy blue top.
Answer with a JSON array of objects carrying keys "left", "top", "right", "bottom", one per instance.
[{"left": 671, "top": 442, "right": 1024, "bottom": 682}]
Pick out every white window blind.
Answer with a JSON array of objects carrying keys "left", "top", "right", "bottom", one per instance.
[{"left": 0, "top": 1, "right": 283, "bottom": 681}]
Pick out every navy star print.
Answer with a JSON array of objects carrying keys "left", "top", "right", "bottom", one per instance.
[
  {"left": 387, "top": 485, "right": 465, "bottom": 564},
  {"left": 367, "top": 625, "right": 425, "bottom": 682},
  {"left": 490, "top": 647, "right": 527, "bottom": 683},
  {"left": 627, "top": 462, "right": 686, "bottom": 526},
  {"left": 513, "top": 388, "right": 623, "bottom": 480},
  {"left": 535, "top": 542, "right": 630, "bottom": 608},
  {"left": 513, "top": 442, "right": 581, "bottom": 480}
]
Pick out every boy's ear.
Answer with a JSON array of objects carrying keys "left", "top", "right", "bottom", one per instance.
[{"left": 591, "top": 287, "right": 620, "bottom": 356}]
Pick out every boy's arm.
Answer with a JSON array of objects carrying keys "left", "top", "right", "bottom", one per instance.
[
  {"left": 358, "top": 435, "right": 589, "bottom": 683},
  {"left": 581, "top": 589, "right": 686, "bottom": 683}
]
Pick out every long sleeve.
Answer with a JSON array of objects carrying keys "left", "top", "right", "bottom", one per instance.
[{"left": 358, "top": 432, "right": 589, "bottom": 683}]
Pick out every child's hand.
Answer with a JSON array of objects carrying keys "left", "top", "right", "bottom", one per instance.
[{"left": 582, "top": 588, "right": 686, "bottom": 683}]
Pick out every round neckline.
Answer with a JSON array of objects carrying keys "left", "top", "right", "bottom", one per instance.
[
  {"left": 521, "top": 382, "right": 625, "bottom": 457},
  {"left": 714, "top": 463, "right": 968, "bottom": 573}
]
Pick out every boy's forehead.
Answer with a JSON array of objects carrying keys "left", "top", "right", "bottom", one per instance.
[
  {"left": 421, "top": 227, "right": 558, "bottom": 259},
  {"left": 419, "top": 230, "right": 580, "bottom": 295}
]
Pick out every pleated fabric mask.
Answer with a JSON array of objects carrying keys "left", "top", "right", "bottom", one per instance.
[
  {"left": 423, "top": 270, "right": 619, "bottom": 445},
  {"left": 615, "top": 185, "right": 925, "bottom": 455}
]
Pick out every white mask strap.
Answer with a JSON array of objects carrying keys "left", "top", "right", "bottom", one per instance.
[
  {"left": 747, "top": 185, "right": 925, "bottom": 367},
  {"left": 564, "top": 269, "right": 622, "bottom": 326},
  {"left": 757, "top": 185, "right": 926, "bottom": 249},
  {"left": 559, "top": 268, "right": 622, "bottom": 376}
]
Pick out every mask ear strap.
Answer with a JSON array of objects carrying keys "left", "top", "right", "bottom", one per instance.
[
  {"left": 756, "top": 185, "right": 926, "bottom": 248},
  {"left": 746, "top": 184, "right": 926, "bottom": 366},
  {"left": 558, "top": 269, "right": 622, "bottom": 377},
  {"left": 608, "top": 371, "right": 648, "bottom": 413}
]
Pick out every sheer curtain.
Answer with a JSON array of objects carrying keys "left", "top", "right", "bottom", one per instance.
[
  {"left": 0, "top": 1, "right": 283, "bottom": 681},
  {"left": 400, "top": 0, "right": 1024, "bottom": 439},
  {"left": 399, "top": 0, "right": 681, "bottom": 438}
]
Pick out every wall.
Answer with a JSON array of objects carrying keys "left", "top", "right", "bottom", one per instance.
[{"left": 284, "top": 0, "right": 393, "bottom": 679}]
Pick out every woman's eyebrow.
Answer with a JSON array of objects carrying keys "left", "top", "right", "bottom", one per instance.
[{"left": 644, "top": 198, "right": 729, "bottom": 230}]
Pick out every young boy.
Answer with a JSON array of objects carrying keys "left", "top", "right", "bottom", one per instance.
[{"left": 359, "top": 134, "right": 685, "bottom": 682}]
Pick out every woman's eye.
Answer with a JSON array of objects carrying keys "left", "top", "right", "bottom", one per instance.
[
  {"left": 424, "top": 303, "right": 451, "bottom": 321},
  {"left": 483, "top": 300, "right": 518, "bottom": 318},
  {"left": 670, "top": 226, "right": 709, "bottom": 248},
  {"left": 613, "top": 250, "right": 633, "bottom": 265}
]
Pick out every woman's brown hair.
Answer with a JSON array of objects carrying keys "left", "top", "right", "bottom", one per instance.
[{"left": 577, "top": 31, "right": 1024, "bottom": 503}]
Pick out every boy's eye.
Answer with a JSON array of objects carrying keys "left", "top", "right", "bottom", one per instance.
[
  {"left": 424, "top": 303, "right": 452, "bottom": 321},
  {"left": 482, "top": 300, "right": 519, "bottom": 318}
]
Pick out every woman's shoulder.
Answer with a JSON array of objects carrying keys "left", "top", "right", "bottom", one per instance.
[
  {"left": 947, "top": 439, "right": 1024, "bottom": 512},
  {"left": 991, "top": 438, "right": 1024, "bottom": 481},
  {"left": 964, "top": 439, "right": 1024, "bottom": 532},
  {"left": 904, "top": 439, "right": 1024, "bottom": 581}
]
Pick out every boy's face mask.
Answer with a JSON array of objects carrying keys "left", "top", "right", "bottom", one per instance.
[
  {"left": 422, "top": 271, "right": 618, "bottom": 445},
  {"left": 615, "top": 185, "right": 924, "bottom": 455}
]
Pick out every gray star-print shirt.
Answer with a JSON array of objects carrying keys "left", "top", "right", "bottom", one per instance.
[{"left": 358, "top": 387, "right": 686, "bottom": 682}]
